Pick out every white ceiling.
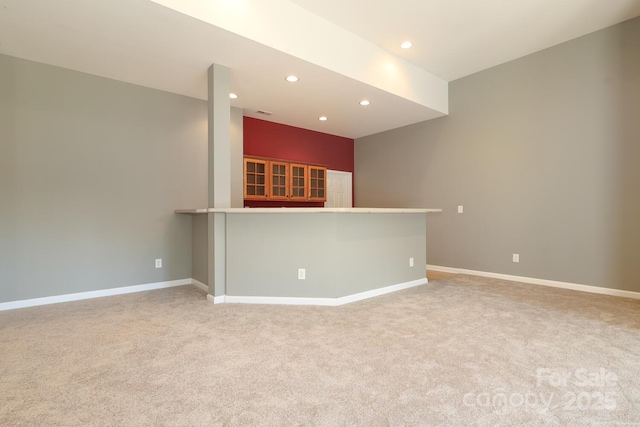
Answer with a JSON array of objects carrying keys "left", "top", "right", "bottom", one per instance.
[
  {"left": 1, "top": 0, "right": 639, "bottom": 139},
  {"left": 290, "top": 0, "right": 640, "bottom": 81}
]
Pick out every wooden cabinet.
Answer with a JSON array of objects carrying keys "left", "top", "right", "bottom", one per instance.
[
  {"left": 308, "top": 166, "right": 326, "bottom": 201},
  {"left": 289, "top": 163, "right": 308, "bottom": 201},
  {"left": 244, "top": 158, "right": 268, "bottom": 200},
  {"left": 269, "top": 161, "right": 289, "bottom": 201},
  {"left": 244, "top": 157, "right": 326, "bottom": 202}
]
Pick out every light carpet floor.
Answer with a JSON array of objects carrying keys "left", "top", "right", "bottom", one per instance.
[{"left": 1, "top": 275, "right": 640, "bottom": 426}]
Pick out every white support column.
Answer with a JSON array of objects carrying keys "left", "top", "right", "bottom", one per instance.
[
  {"left": 207, "top": 64, "right": 231, "bottom": 299},
  {"left": 208, "top": 64, "right": 231, "bottom": 209}
]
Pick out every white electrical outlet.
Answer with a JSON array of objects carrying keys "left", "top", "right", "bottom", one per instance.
[
  {"left": 513, "top": 254, "right": 519, "bottom": 263},
  {"left": 458, "top": 205, "right": 464, "bottom": 214},
  {"left": 409, "top": 257, "right": 414, "bottom": 267},
  {"left": 298, "top": 268, "right": 306, "bottom": 280},
  {"left": 155, "top": 259, "right": 162, "bottom": 268}
]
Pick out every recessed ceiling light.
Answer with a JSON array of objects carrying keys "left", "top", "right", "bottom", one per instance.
[
  {"left": 359, "top": 100, "right": 370, "bottom": 106},
  {"left": 400, "top": 41, "right": 413, "bottom": 49},
  {"left": 318, "top": 116, "right": 328, "bottom": 121},
  {"left": 229, "top": 93, "right": 238, "bottom": 99},
  {"left": 285, "top": 75, "right": 299, "bottom": 82}
]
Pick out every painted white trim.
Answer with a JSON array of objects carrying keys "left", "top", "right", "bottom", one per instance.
[
  {"left": 0, "top": 279, "right": 192, "bottom": 312},
  {"left": 191, "top": 279, "right": 209, "bottom": 292},
  {"left": 221, "top": 278, "right": 428, "bottom": 306},
  {"left": 426, "top": 265, "right": 640, "bottom": 300},
  {"left": 426, "top": 265, "right": 462, "bottom": 275},
  {"left": 336, "top": 278, "right": 428, "bottom": 305},
  {"left": 206, "top": 294, "right": 226, "bottom": 304},
  {"left": 224, "top": 295, "right": 335, "bottom": 306}
]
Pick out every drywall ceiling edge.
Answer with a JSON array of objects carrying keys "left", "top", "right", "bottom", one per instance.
[{"left": 149, "top": 0, "right": 449, "bottom": 115}]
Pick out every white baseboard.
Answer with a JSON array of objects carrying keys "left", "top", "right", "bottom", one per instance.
[
  {"left": 1, "top": 277, "right": 428, "bottom": 311},
  {"left": 427, "top": 264, "right": 640, "bottom": 300},
  {"left": 336, "top": 278, "right": 428, "bottom": 305},
  {"left": 223, "top": 295, "right": 337, "bottom": 306},
  {"left": 206, "top": 294, "right": 226, "bottom": 304},
  {"left": 216, "top": 278, "right": 428, "bottom": 307},
  {"left": 0, "top": 279, "right": 193, "bottom": 312},
  {"left": 191, "top": 279, "right": 208, "bottom": 292}
]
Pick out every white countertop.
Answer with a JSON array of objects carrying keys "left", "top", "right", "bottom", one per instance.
[{"left": 175, "top": 207, "right": 442, "bottom": 214}]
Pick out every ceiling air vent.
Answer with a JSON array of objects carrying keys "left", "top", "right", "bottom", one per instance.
[{"left": 255, "top": 110, "right": 273, "bottom": 116}]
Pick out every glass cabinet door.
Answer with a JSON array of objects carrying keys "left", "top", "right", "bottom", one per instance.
[
  {"left": 269, "top": 161, "right": 289, "bottom": 200},
  {"left": 308, "top": 166, "right": 327, "bottom": 201},
  {"left": 244, "top": 158, "right": 268, "bottom": 199},
  {"left": 289, "top": 164, "right": 307, "bottom": 200}
]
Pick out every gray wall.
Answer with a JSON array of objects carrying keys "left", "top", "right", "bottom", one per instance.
[
  {"left": 191, "top": 214, "right": 209, "bottom": 286},
  {"left": 226, "top": 213, "right": 425, "bottom": 298},
  {"left": 355, "top": 17, "right": 640, "bottom": 292},
  {"left": 0, "top": 54, "right": 208, "bottom": 303}
]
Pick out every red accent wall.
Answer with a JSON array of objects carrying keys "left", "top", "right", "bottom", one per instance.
[{"left": 243, "top": 117, "right": 354, "bottom": 207}]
